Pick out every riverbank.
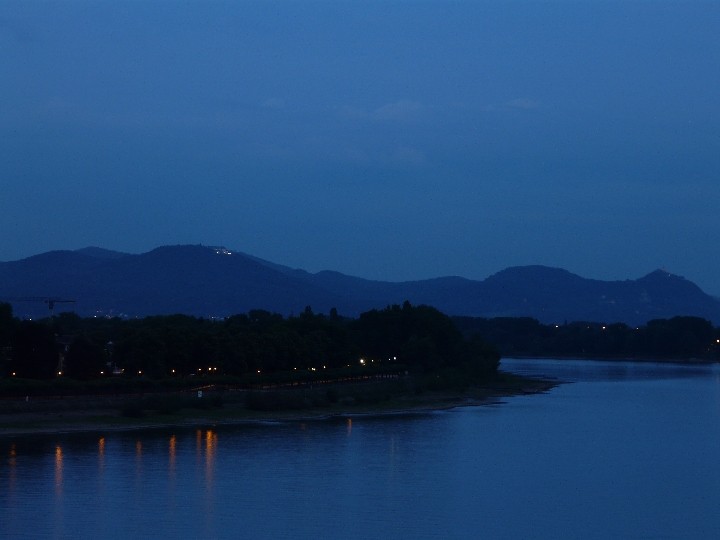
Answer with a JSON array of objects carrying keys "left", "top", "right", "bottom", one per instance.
[
  {"left": 505, "top": 354, "right": 719, "bottom": 364},
  {"left": 0, "top": 374, "right": 557, "bottom": 438}
]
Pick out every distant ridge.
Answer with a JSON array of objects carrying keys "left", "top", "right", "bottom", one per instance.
[
  {"left": 1, "top": 245, "right": 719, "bottom": 325},
  {"left": 74, "top": 247, "right": 129, "bottom": 260}
]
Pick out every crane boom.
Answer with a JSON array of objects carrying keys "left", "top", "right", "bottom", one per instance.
[{"left": 0, "top": 297, "right": 76, "bottom": 316}]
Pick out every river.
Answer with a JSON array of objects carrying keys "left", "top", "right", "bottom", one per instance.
[{"left": 2, "top": 358, "right": 720, "bottom": 539}]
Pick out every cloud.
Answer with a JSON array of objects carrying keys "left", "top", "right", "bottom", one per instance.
[
  {"left": 447, "top": 99, "right": 541, "bottom": 115},
  {"left": 371, "top": 100, "right": 422, "bottom": 122},
  {"left": 505, "top": 98, "right": 540, "bottom": 110},
  {"left": 261, "top": 98, "right": 286, "bottom": 110},
  {"left": 335, "top": 105, "right": 367, "bottom": 121},
  {"left": 335, "top": 100, "right": 423, "bottom": 123},
  {"left": 389, "top": 146, "right": 426, "bottom": 168}
]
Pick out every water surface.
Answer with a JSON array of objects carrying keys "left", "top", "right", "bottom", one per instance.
[{"left": 2, "top": 358, "right": 720, "bottom": 539}]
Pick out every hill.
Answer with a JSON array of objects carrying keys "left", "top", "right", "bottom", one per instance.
[{"left": 1, "top": 245, "right": 719, "bottom": 325}]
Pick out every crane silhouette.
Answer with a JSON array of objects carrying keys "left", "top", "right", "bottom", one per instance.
[{"left": 1, "top": 297, "right": 76, "bottom": 317}]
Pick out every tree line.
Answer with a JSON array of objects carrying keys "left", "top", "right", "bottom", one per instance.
[
  {"left": 453, "top": 315, "right": 720, "bottom": 361},
  {"left": 0, "top": 301, "right": 499, "bottom": 383}
]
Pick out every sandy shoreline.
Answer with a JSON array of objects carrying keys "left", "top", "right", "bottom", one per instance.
[
  {"left": 0, "top": 402, "right": 478, "bottom": 438},
  {"left": 0, "top": 379, "right": 557, "bottom": 438}
]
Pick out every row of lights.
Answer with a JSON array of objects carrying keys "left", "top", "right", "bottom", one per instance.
[
  {"left": 359, "top": 356, "right": 397, "bottom": 366},
  {"left": 19, "top": 336, "right": 720, "bottom": 379},
  {"left": 49, "top": 339, "right": 720, "bottom": 379}
]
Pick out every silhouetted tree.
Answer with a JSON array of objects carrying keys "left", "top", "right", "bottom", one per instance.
[
  {"left": 353, "top": 302, "right": 471, "bottom": 370},
  {"left": 9, "top": 321, "right": 58, "bottom": 379},
  {"left": 65, "top": 335, "right": 106, "bottom": 380},
  {"left": 0, "top": 302, "right": 16, "bottom": 375}
]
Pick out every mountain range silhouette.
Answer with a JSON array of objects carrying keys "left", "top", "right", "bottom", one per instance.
[{"left": 2, "top": 245, "right": 718, "bottom": 325}]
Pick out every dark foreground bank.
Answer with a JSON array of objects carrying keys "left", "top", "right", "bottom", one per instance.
[{"left": 0, "top": 372, "right": 556, "bottom": 437}]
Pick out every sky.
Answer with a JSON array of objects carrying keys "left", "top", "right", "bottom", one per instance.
[{"left": 2, "top": 1, "right": 719, "bottom": 294}]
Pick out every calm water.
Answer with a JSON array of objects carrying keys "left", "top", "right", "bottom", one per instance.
[{"left": 2, "top": 358, "right": 720, "bottom": 539}]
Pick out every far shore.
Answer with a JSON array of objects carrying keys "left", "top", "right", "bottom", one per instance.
[
  {"left": 503, "top": 355, "right": 718, "bottom": 364},
  {"left": 0, "top": 375, "right": 557, "bottom": 438}
]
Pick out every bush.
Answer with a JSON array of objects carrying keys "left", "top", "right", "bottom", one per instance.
[
  {"left": 193, "top": 394, "right": 224, "bottom": 409},
  {"left": 245, "top": 391, "right": 310, "bottom": 411},
  {"left": 325, "top": 388, "right": 339, "bottom": 404},
  {"left": 120, "top": 403, "right": 146, "bottom": 418}
]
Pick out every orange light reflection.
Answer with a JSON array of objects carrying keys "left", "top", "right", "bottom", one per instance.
[
  {"left": 98, "top": 437, "right": 105, "bottom": 475},
  {"left": 169, "top": 434, "right": 177, "bottom": 477},
  {"left": 135, "top": 440, "right": 143, "bottom": 479},
  {"left": 55, "top": 445, "right": 63, "bottom": 495},
  {"left": 205, "top": 429, "right": 217, "bottom": 490},
  {"left": 7, "top": 443, "right": 17, "bottom": 495}
]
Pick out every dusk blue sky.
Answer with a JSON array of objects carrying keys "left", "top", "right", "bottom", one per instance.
[{"left": 2, "top": 1, "right": 719, "bottom": 293}]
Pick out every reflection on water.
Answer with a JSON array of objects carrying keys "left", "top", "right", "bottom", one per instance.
[
  {"left": 135, "top": 439, "right": 143, "bottom": 487},
  {"left": 169, "top": 434, "right": 176, "bottom": 475},
  {"left": 7, "top": 443, "right": 16, "bottom": 496},
  {"left": 1, "top": 361, "right": 720, "bottom": 539},
  {"left": 193, "top": 428, "right": 217, "bottom": 484},
  {"left": 204, "top": 429, "right": 217, "bottom": 491},
  {"left": 97, "top": 436, "right": 105, "bottom": 476},
  {"left": 53, "top": 444, "right": 64, "bottom": 536},
  {"left": 54, "top": 445, "right": 63, "bottom": 493}
]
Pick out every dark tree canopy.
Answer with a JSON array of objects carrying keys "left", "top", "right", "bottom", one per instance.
[
  {"left": 4, "top": 300, "right": 719, "bottom": 385},
  {"left": 454, "top": 315, "right": 720, "bottom": 361},
  {"left": 0, "top": 302, "right": 500, "bottom": 383},
  {"left": 355, "top": 302, "right": 465, "bottom": 369},
  {"left": 64, "top": 335, "right": 106, "bottom": 380},
  {"left": 8, "top": 320, "right": 58, "bottom": 379}
]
